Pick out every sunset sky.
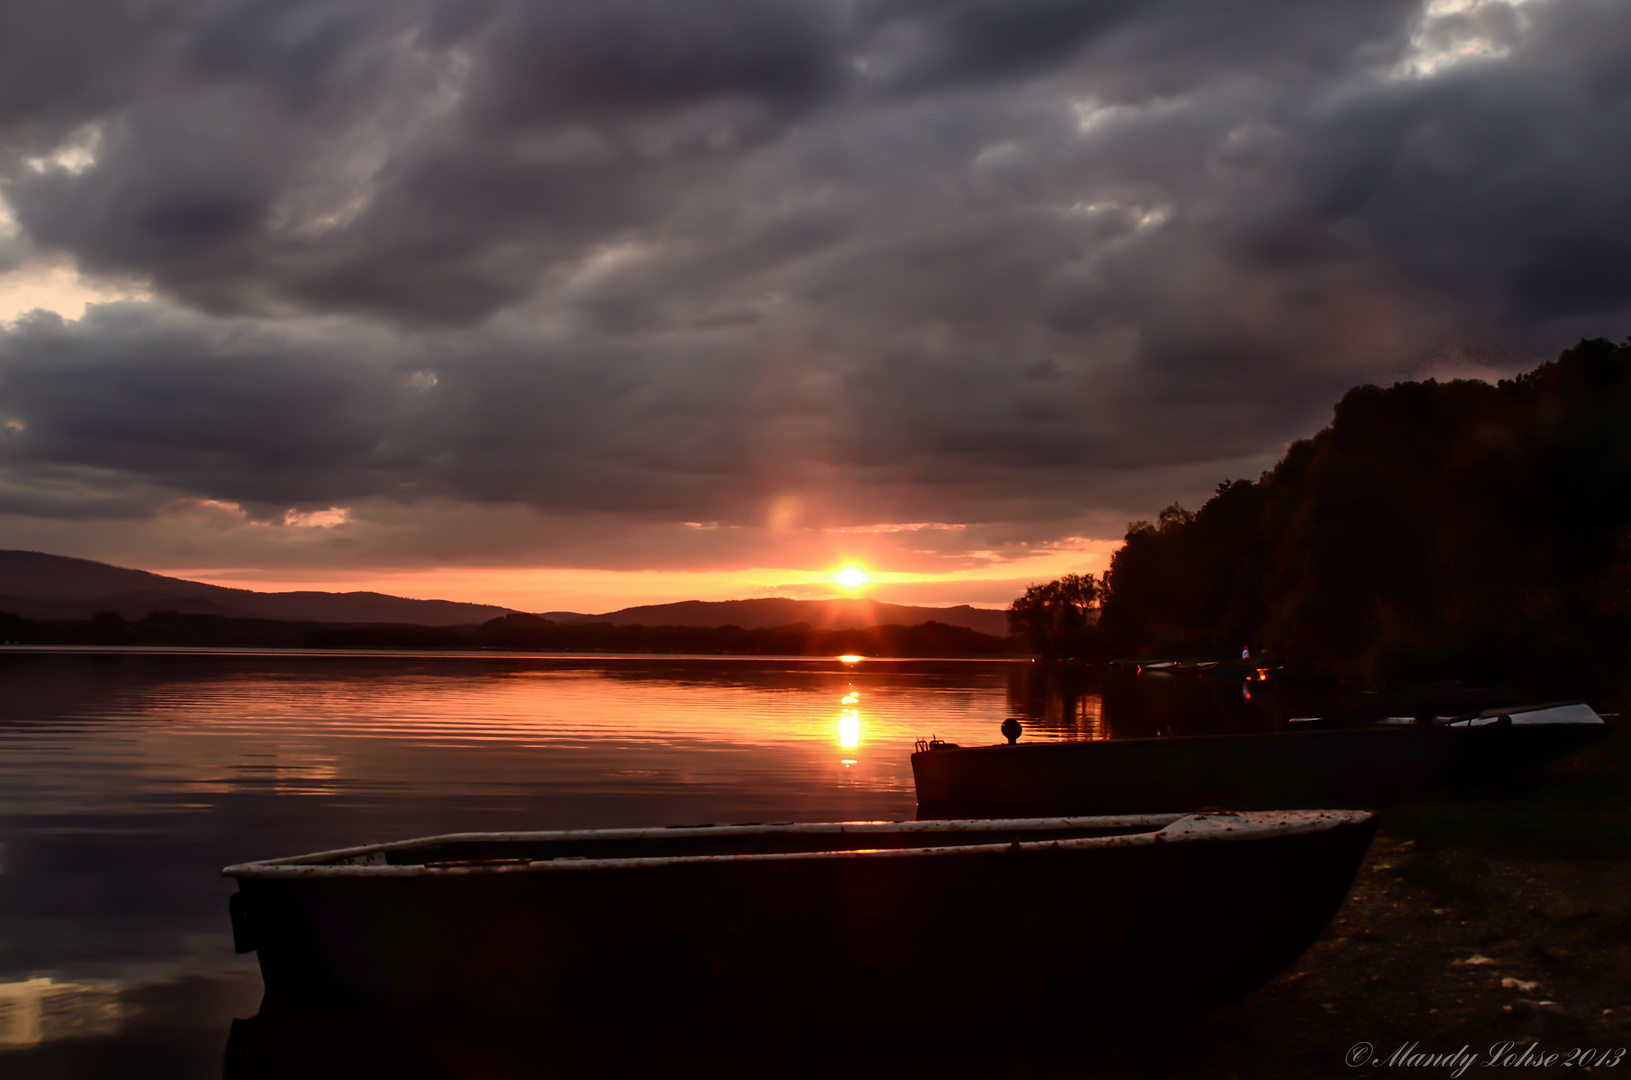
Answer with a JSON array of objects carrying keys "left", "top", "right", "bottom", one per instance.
[{"left": 0, "top": 0, "right": 1627, "bottom": 613}]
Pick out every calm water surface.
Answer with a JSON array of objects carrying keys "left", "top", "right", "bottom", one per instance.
[{"left": 0, "top": 649, "right": 1109, "bottom": 1077}]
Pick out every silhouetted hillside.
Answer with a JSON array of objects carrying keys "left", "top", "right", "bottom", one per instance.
[
  {"left": 1096, "top": 338, "right": 1631, "bottom": 703},
  {"left": 473, "top": 614, "right": 1017, "bottom": 656},
  {"left": 541, "top": 598, "right": 1010, "bottom": 636},
  {"left": 0, "top": 552, "right": 1009, "bottom": 635},
  {"left": 0, "top": 609, "right": 1018, "bottom": 657},
  {"left": 0, "top": 551, "right": 513, "bottom": 625}
]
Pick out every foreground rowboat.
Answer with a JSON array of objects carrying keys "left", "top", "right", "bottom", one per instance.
[
  {"left": 913, "top": 701, "right": 1608, "bottom": 817},
  {"left": 225, "top": 810, "right": 1375, "bottom": 1026}
]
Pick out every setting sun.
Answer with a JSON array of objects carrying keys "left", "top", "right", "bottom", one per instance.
[{"left": 835, "top": 566, "right": 868, "bottom": 589}]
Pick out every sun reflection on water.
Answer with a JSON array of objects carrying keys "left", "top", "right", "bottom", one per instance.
[
  {"left": 0, "top": 977, "right": 122, "bottom": 1048},
  {"left": 0, "top": 656, "right": 1058, "bottom": 820},
  {"left": 838, "top": 690, "right": 862, "bottom": 750}
]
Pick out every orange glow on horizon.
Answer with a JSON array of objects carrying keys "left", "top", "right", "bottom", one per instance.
[{"left": 158, "top": 538, "right": 1118, "bottom": 615}]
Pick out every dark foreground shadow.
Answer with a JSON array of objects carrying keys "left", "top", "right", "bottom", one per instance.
[{"left": 224, "top": 995, "right": 1234, "bottom": 1080}]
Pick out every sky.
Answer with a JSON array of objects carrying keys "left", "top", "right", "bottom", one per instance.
[{"left": 0, "top": 0, "right": 1627, "bottom": 614}]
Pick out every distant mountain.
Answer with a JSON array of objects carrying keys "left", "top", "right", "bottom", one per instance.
[
  {"left": 0, "top": 551, "right": 1012, "bottom": 635},
  {"left": 0, "top": 551, "right": 514, "bottom": 626},
  {"left": 542, "top": 597, "right": 1011, "bottom": 637}
]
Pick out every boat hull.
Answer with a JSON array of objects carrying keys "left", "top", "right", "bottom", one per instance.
[
  {"left": 913, "top": 709, "right": 1608, "bottom": 817},
  {"left": 225, "top": 811, "right": 1374, "bottom": 1028}
]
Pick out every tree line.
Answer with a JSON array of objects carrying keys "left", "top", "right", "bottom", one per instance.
[
  {"left": 0, "top": 609, "right": 1019, "bottom": 657},
  {"left": 1010, "top": 338, "right": 1631, "bottom": 704}
]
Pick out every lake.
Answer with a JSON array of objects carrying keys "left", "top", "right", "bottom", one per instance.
[{"left": 0, "top": 648, "right": 1126, "bottom": 1077}]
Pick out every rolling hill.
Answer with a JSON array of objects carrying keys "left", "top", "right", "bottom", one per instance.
[
  {"left": 541, "top": 597, "right": 1010, "bottom": 636},
  {"left": 0, "top": 551, "right": 1013, "bottom": 634},
  {"left": 0, "top": 551, "right": 514, "bottom": 625}
]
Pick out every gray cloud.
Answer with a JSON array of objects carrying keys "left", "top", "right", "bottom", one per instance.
[{"left": 0, "top": 0, "right": 1627, "bottom": 580}]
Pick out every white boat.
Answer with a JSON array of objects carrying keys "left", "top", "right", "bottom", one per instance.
[{"left": 224, "top": 810, "right": 1375, "bottom": 1029}]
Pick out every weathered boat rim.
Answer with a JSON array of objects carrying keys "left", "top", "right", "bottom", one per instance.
[
  {"left": 914, "top": 701, "right": 1606, "bottom": 758},
  {"left": 222, "top": 809, "right": 1373, "bottom": 880}
]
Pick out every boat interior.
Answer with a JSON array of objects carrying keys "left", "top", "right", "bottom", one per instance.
[{"left": 271, "top": 815, "right": 1193, "bottom": 869}]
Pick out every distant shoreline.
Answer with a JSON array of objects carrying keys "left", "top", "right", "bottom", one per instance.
[
  {"left": 0, "top": 608, "right": 1023, "bottom": 659},
  {"left": 0, "top": 644, "right": 1030, "bottom": 663}
]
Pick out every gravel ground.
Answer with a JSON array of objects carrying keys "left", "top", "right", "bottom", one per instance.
[{"left": 1132, "top": 833, "right": 1631, "bottom": 1079}]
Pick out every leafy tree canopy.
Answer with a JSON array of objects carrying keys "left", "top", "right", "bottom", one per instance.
[
  {"left": 1086, "top": 338, "right": 1631, "bottom": 702},
  {"left": 1009, "top": 572, "right": 1101, "bottom": 655}
]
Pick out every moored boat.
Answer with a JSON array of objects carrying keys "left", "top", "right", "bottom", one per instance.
[
  {"left": 224, "top": 810, "right": 1375, "bottom": 1028},
  {"left": 913, "top": 701, "right": 1609, "bottom": 817}
]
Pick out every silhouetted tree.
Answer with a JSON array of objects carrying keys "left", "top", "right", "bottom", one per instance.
[
  {"left": 1093, "top": 337, "right": 1631, "bottom": 704},
  {"left": 1008, "top": 573, "right": 1101, "bottom": 655}
]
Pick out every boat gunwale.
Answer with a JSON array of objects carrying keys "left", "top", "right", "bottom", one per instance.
[
  {"left": 222, "top": 809, "right": 1373, "bottom": 879},
  {"left": 913, "top": 702, "right": 1605, "bottom": 758}
]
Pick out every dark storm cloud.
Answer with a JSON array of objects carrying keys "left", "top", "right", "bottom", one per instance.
[
  {"left": 0, "top": 0, "right": 198, "bottom": 151},
  {"left": 0, "top": 0, "right": 1629, "bottom": 564},
  {"left": 463, "top": 0, "right": 844, "bottom": 121},
  {"left": 853, "top": 0, "right": 1143, "bottom": 91},
  {"left": 0, "top": 306, "right": 408, "bottom": 514}
]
